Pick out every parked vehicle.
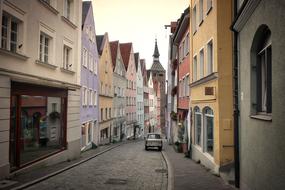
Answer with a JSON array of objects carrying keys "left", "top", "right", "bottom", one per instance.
[{"left": 145, "top": 133, "right": 163, "bottom": 151}]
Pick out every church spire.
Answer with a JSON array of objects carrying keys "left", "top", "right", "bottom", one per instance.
[{"left": 153, "top": 38, "right": 160, "bottom": 61}]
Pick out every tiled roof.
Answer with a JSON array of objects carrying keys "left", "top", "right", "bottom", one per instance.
[
  {"left": 110, "top": 41, "right": 119, "bottom": 71},
  {"left": 119, "top": 43, "right": 132, "bottom": 70},
  {"left": 96, "top": 35, "right": 104, "bottom": 55},
  {"left": 134, "top": 52, "right": 139, "bottom": 71},
  {"left": 150, "top": 60, "right": 165, "bottom": 72},
  {"left": 82, "top": 1, "right": 91, "bottom": 26}
]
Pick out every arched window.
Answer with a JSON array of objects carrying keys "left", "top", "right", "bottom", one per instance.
[
  {"left": 203, "top": 107, "right": 214, "bottom": 156},
  {"left": 194, "top": 106, "right": 202, "bottom": 146},
  {"left": 251, "top": 25, "right": 272, "bottom": 114}
]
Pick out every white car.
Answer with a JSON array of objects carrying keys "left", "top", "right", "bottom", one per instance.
[{"left": 145, "top": 133, "right": 163, "bottom": 151}]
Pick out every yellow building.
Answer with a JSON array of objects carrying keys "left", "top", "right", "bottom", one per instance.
[
  {"left": 189, "top": 0, "right": 233, "bottom": 174},
  {"left": 96, "top": 33, "right": 114, "bottom": 144}
]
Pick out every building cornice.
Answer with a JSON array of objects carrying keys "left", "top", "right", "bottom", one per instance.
[{"left": 232, "top": 0, "right": 262, "bottom": 32}]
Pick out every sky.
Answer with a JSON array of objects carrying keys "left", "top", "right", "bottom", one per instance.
[{"left": 91, "top": 0, "right": 189, "bottom": 70}]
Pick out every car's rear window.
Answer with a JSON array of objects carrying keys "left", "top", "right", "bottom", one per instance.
[{"left": 147, "top": 134, "right": 161, "bottom": 139}]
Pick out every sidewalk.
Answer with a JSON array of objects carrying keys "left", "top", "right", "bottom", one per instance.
[
  {"left": 2, "top": 140, "right": 134, "bottom": 190},
  {"left": 163, "top": 143, "right": 235, "bottom": 190}
]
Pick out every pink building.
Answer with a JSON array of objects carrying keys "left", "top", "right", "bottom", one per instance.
[{"left": 120, "top": 43, "right": 137, "bottom": 138}]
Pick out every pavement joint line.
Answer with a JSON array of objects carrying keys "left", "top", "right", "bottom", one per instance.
[
  {"left": 161, "top": 149, "right": 174, "bottom": 190},
  {"left": 11, "top": 141, "right": 135, "bottom": 190}
]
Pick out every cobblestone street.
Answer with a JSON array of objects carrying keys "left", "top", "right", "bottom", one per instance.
[{"left": 26, "top": 141, "right": 167, "bottom": 190}]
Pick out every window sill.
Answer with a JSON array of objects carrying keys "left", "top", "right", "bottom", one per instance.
[
  {"left": 0, "top": 48, "right": 29, "bottom": 60},
  {"left": 250, "top": 114, "right": 272, "bottom": 121},
  {"left": 38, "top": 0, "right": 59, "bottom": 15},
  {"left": 35, "top": 60, "right": 57, "bottom": 69},
  {"left": 206, "top": 6, "right": 213, "bottom": 15},
  {"left": 61, "top": 16, "right": 77, "bottom": 29},
  {"left": 199, "top": 19, "right": 204, "bottom": 27},
  {"left": 60, "top": 67, "right": 75, "bottom": 74},
  {"left": 190, "top": 72, "right": 218, "bottom": 87}
]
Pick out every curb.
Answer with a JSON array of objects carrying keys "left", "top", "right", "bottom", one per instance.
[
  {"left": 11, "top": 142, "right": 126, "bottom": 190},
  {"left": 161, "top": 150, "right": 174, "bottom": 190}
]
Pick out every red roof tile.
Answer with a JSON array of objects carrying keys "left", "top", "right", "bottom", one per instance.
[{"left": 119, "top": 43, "right": 132, "bottom": 70}]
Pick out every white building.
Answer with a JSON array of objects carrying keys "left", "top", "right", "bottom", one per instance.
[
  {"left": 0, "top": 0, "right": 82, "bottom": 179},
  {"left": 134, "top": 53, "right": 144, "bottom": 137}
]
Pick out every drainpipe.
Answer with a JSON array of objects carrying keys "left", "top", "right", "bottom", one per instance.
[{"left": 232, "top": 0, "right": 240, "bottom": 188}]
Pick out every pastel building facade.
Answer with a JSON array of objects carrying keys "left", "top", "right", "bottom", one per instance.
[
  {"left": 97, "top": 33, "right": 113, "bottom": 145},
  {"left": 80, "top": 1, "right": 99, "bottom": 151},
  {"left": 0, "top": 0, "right": 82, "bottom": 178},
  {"left": 189, "top": 0, "right": 234, "bottom": 175},
  {"left": 110, "top": 40, "right": 127, "bottom": 142},
  {"left": 134, "top": 53, "right": 144, "bottom": 135},
  {"left": 120, "top": 43, "right": 136, "bottom": 139}
]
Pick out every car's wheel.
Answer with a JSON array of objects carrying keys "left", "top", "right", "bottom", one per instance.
[
  {"left": 145, "top": 146, "right": 148, "bottom": 150},
  {"left": 158, "top": 147, "right": 162, "bottom": 151}
]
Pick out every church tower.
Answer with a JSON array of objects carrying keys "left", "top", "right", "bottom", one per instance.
[{"left": 149, "top": 39, "right": 166, "bottom": 135}]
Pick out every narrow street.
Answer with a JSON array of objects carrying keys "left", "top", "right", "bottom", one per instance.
[{"left": 25, "top": 141, "right": 167, "bottom": 190}]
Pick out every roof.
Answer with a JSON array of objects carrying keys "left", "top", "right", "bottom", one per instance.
[
  {"left": 96, "top": 35, "right": 104, "bottom": 55},
  {"left": 150, "top": 60, "right": 165, "bottom": 72},
  {"left": 147, "top": 70, "right": 151, "bottom": 81},
  {"left": 110, "top": 41, "right": 119, "bottom": 71},
  {"left": 82, "top": 1, "right": 91, "bottom": 26},
  {"left": 134, "top": 53, "right": 139, "bottom": 71},
  {"left": 153, "top": 38, "right": 160, "bottom": 58},
  {"left": 119, "top": 43, "right": 132, "bottom": 70},
  {"left": 140, "top": 59, "right": 146, "bottom": 74}
]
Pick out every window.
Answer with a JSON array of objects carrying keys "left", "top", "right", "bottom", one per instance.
[
  {"left": 207, "top": 0, "right": 213, "bottom": 13},
  {"left": 94, "top": 59, "right": 98, "bottom": 74},
  {"left": 193, "top": 56, "right": 197, "bottom": 81},
  {"left": 192, "top": 6, "right": 197, "bottom": 34},
  {"left": 207, "top": 40, "right": 213, "bottom": 75},
  {"left": 109, "top": 108, "right": 111, "bottom": 118},
  {"left": 82, "top": 87, "right": 88, "bottom": 106},
  {"left": 10, "top": 88, "right": 67, "bottom": 168},
  {"left": 83, "top": 48, "right": 88, "bottom": 67},
  {"left": 200, "top": 49, "right": 204, "bottom": 78},
  {"left": 93, "top": 91, "right": 97, "bottom": 106},
  {"left": 89, "top": 89, "right": 93, "bottom": 106},
  {"left": 204, "top": 107, "right": 214, "bottom": 156},
  {"left": 251, "top": 25, "right": 272, "bottom": 115},
  {"left": 105, "top": 108, "right": 108, "bottom": 119},
  {"left": 199, "top": 0, "right": 204, "bottom": 25},
  {"left": 63, "top": 45, "right": 71, "bottom": 70},
  {"left": 1, "top": 13, "right": 20, "bottom": 53},
  {"left": 185, "top": 34, "right": 189, "bottom": 54},
  {"left": 64, "top": 0, "right": 72, "bottom": 20},
  {"left": 186, "top": 76, "right": 189, "bottom": 96},
  {"left": 101, "top": 108, "right": 103, "bottom": 121},
  {"left": 89, "top": 53, "right": 93, "bottom": 72},
  {"left": 39, "top": 33, "right": 50, "bottom": 63}
]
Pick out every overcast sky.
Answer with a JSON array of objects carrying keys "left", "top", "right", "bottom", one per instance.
[{"left": 91, "top": 0, "right": 189, "bottom": 70}]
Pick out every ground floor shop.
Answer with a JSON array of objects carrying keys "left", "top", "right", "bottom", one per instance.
[{"left": 0, "top": 76, "right": 81, "bottom": 179}]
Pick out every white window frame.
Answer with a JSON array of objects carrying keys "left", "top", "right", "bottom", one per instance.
[
  {"left": 83, "top": 48, "right": 88, "bottom": 67},
  {"left": 39, "top": 32, "right": 50, "bottom": 63},
  {"left": 207, "top": 39, "right": 214, "bottom": 75},
  {"left": 199, "top": 48, "right": 204, "bottom": 79},
  {"left": 93, "top": 90, "right": 97, "bottom": 106},
  {"left": 193, "top": 55, "right": 197, "bottom": 81},
  {"left": 63, "top": 45, "right": 72, "bottom": 70},
  {"left": 89, "top": 53, "right": 93, "bottom": 72},
  {"left": 192, "top": 5, "right": 197, "bottom": 34},
  {"left": 89, "top": 89, "right": 93, "bottom": 106},
  {"left": 199, "top": 0, "right": 204, "bottom": 25}
]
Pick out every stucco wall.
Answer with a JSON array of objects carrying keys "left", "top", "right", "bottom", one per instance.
[{"left": 238, "top": 1, "right": 285, "bottom": 189}]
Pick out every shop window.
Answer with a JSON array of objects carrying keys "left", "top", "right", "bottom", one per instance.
[
  {"left": 203, "top": 107, "right": 214, "bottom": 156},
  {"left": 10, "top": 83, "right": 67, "bottom": 169}
]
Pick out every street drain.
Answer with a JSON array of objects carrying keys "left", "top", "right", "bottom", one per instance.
[
  {"left": 155, "top": 169, "right": 167, "bottom": 173},
  {"left": 105, "top": 178, "right": 127, "bottom": 185},
  {"left": 0, "top": 180, "right": 18, "bottom": 188}
]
